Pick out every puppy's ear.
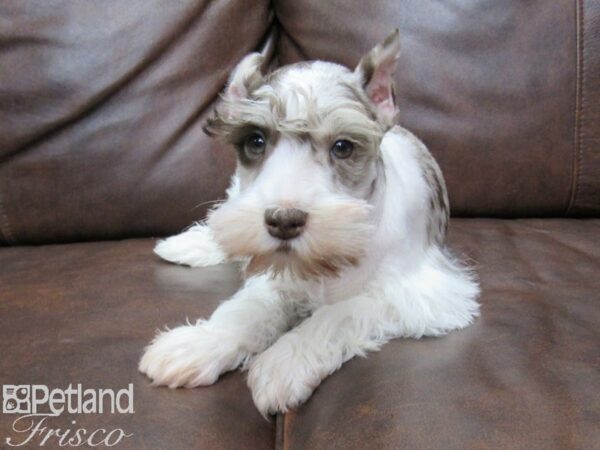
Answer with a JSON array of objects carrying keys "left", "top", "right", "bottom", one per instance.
[
  {"left": 355, "top": 30, "right": 401, "bottom": 124},
  {"left": 204, "top": 53, "right": 265, "bottom": 137},
  {"left": 225, "top": 53, "right": 265, "bottom": 101}
]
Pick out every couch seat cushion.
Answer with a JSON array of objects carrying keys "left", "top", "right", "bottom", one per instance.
[
  {"left": 1, "top": 219, "right": 599, "bottom": 449},
  {"left": 280, "top": 218, "right": 600, "bottom": 450},
  {"left": 0, "top": 239, "right": 273, "bottom": 450}
]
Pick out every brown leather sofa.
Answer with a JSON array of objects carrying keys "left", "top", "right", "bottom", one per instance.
[{"left": 1, "top": 1, "right": 598, "bottom": 449}]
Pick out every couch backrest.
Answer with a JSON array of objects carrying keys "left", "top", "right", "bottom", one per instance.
[
  {"left": 0, "top": 0, "right": 270, "bottom": 245},
  {"left": 0, "top": 0, "right": 598, "bottom": 245},
  {"left": 275, "top": 0, "right": 600, "bottom": 218}
]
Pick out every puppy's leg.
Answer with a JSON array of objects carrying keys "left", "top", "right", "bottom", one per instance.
[
  {"left": 248, "top": 252, "right": 479, "bottom": 415},
  {"left": 154, "top": 223, "right": 227, "bottom": 267},
  {"left": 247, "top": 294, "right": 392, "bottom": 416},
  {"left": 139, "top": 275, "right": 299, "bottom": 388}
]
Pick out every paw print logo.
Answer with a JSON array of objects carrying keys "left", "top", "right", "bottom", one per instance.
[{"left": 2, "top": 385, "right": 31, "bottom": 414}]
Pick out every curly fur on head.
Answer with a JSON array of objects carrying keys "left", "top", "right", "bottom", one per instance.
[{"left": 202, "top": 41, "right": 404, "bottom": 279}]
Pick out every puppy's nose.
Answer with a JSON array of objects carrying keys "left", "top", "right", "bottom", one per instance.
[{"left": 264, "top": 208, "right": 308, "bottom": 240}]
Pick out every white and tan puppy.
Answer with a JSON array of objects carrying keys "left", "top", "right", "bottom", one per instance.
[{"left": 139, "top": 30, "right": 480, "bottom": 417}]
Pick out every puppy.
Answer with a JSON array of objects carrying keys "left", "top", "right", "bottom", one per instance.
[{"left": 139, "top": 30, "right": 480, "bottom": 417}]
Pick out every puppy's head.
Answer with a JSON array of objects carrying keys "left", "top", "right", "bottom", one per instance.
[{"left": 206, "top": 31, "right": 401, "bottom": 279}]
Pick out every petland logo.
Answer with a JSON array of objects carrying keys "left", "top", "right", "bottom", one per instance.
[{"left": 2, "top": 384, "right": 134, "bottom": 447}]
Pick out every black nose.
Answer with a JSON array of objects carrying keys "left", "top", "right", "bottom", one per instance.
[{"left": 264, "top": 208, "right": 308, "bottom": 240}]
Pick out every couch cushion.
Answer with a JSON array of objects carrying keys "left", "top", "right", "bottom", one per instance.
[
  {"left": 0, "top": 0, "right": 271, "bottom": 245},
  {"left": 0, "top": 239, "right": 275, "bottom": 449},
  {"left": 3, "top": 2, "right": 599, "bottom": 246},
  {"left": 1, "top": 220, "right": 598, "bottom": 449},
  {"left": 275, "top": 0, "right": 600, "bottom": 217},
  {"left": 278, "top": 218, "right": 600, "bottom": 449}
]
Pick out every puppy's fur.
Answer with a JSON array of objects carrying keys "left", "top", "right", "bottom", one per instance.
[{"left": 139, "top": 30, "right": 480, "bottom": 416}]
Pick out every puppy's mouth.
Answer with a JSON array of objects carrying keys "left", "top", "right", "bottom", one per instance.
[
  {"left": 208, "top": 197, "right": 373, "bottom": 280},
  {"left": 276, "top": 242, "right": 292, "bottom": 253}
]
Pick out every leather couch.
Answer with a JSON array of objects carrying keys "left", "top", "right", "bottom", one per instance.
[{"left": 1, "top": 1, "right": 598, "bottom": 449}]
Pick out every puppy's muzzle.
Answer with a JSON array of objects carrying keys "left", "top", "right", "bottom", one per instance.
[{"left": 264, "top": 208, "right": 308, "bottom": 240}]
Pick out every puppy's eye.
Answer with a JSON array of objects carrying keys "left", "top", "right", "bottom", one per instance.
[
  {"left": 331, "top": 139, "right": 354, "bottom": 159},
  {"left": 244, "top": 132, "right": 266, "bottom": 157}
]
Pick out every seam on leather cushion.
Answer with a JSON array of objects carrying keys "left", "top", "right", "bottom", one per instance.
[
  {"left": 275, "top": 413, "right": 285, "bottom": 450},
  {"left": 567, "top": 0, "right": 584, "bottom": 215},
  {"left": 569, "top": 0, "right": 600, "bottom": 215}
]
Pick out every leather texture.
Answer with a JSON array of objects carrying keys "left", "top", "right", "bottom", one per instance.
[
  {"left": 567, "top": 0, "right": 600, "bottom": 215},
  {"left": 0, "top": 0, "right": 271, "bottom": 245},
  {"left": 275, "top": 0, "right": 581, "bottom": 217},
  {"left": 0, "top": 239, "right": 274, "bottom": 450},
  {"left": 1, "top": 219, "right": 599, "bottom": 449},
  {"left": 1, "top": 0, "right": 599, "bottom": 245},
  {"left": 279, "top": 218, "right": 600, "bottom": 450}
]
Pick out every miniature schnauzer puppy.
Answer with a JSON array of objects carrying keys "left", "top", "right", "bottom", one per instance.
[{"left": 139, "top": 30, "right": 480, "bottom": 416}]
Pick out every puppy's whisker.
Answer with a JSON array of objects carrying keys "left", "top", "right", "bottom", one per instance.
[{"left": 192, "top": 199, "right": 226, "bottom": 211}]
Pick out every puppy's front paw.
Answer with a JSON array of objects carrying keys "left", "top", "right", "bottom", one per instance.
[
  {"left": 139, "top": 324, "right": 243, "bottom": 388},
  {"left": 247, "top": 334, "right": 323, "bottom": 416},
  {"left": 154, "top": 225, "right": 226, "bottom": 268}
]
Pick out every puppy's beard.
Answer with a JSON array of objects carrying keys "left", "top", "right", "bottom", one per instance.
[{"left": 207, "top": 197, "right": 373, "bottom": 279}]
